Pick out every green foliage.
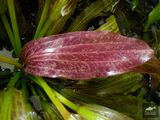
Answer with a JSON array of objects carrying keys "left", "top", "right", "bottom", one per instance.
[
  {"left": 60, "top": 72, "right": 147, "bottom": 119},
  {"left": 97, "top": 15, "right": 119, "bottom": 33},
  {"left": 67, "top": 0, "right": 118, "bottom": 31},
  {"left": 0, "top": 48, "right": 19, "bottom": 71},
  {"left": 0, "top": 72, "right": 37, "bottom": 120},
  {"left": 0, "top": 0, "right": 160, "bottom": 120},
  {"left": 34, "top": 0, "right": 78, "bottom": 38},
  {"left": 131, "top": 0, "right": 139, "bottom": 11},
  {"left": 40, "top": 101, "right": 63, "bottom": 120},
  {"left": 7, "top": 0, "right": 21, "bottom": 56},
  {"left": 0, "top": 0, "right": 21, "bottom": 57},
  {"left": 144, "top": 0, "right": 160, "bottom": 32}
]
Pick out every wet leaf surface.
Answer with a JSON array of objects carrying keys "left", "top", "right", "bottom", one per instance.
[{"left": 21, "top": 31, "right": 154, "bottom": 80}]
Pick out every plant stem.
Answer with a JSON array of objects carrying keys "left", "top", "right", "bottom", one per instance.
[
  {"left": 34, "top": 0, "right": 50, "bottom": 39},
  {"left": 0, "top": 55, "right": 22, "bottom": 68},
  {"left": 53, "top": 90, "right": 79, "bottom": 111},
  {"left": 1, "top": 14, "right": 15, "bottom": 49},
  {"left": 29, "top": 76, "right": 71, "bottom": 120},
  {"left": 36, "top": 19, "right": 52, "bottom": 38},
  {"left": 7, "top": 0, "right": 21, "bottom": 57},
  {"left": 31, "top": 86, "right": 39, "bottom": 97},
  {"left": 21, "top": 79, "right": 28, "bottom": 102}
]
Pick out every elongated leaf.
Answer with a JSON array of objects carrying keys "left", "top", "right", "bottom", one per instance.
[
  {"left": 60, "top": 88, "right": 146, "bottom": 119},
  {"left": 35, "top": 0, "right": 77, "bottom": 38},
  {"left": 46, "top": 0, "right": 78, "bottom": 35},
  {"left": 144, "top": 0, "right": 160, "bottom": 31},
  {"left": 40, "top": 101, "right": 63, "bottom": 120},
  {"left": 0, "top": 48, "right": 18, "bottom": 71},
  {"left": 0, "top": 88, "right": 41, "bottom": 120},
  {"left": 131, "top": 0, "right": 139, "bottom": 11},
  {"left": 21, "top": 31, "right": 154, "bottom": 80},
  {"left": 80, "top": 104, "right": 134, "bottom": 120},
  {"left": 67, "top": 0, "right": 118, "bottom": 31}
]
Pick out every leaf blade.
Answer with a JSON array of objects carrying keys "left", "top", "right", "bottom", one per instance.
[{"left": 21, "top": 31, "right": 155, "bottom": 80}]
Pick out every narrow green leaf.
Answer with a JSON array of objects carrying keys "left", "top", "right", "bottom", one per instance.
[
  {"left": 36, "top": 0, "right": 77, "bottom": 38},
  {"left": 131, "top": 0, "right": 139, "bottom": 11},
  {"left": 0, "top": 55, "right": 22, "bottom": 68},
  {"left": 0, "top": 14, "right": 15, "bottom": 50},
  {"left": 7, "top": 72, "right": 21, "bottom": 88},
  {"left": 40, "top": 101, "right": 63, "bottom": 120},
  {"left": 0, "top": 88, "right": 13, "bottom": 120},
  {"left": 29, "top": 76, "right": 71, "bottom": 120},
  {"left": 21, "top": 80, "right": 42, "bottom": 120},
  {"left": 34, "top": 0, "right": 51, "bottom": 39},
  {"left": 77, "top": 106, "right": 109, "bottom": 120},
  {"left": 144, "top": 0, "right": 160, "bottom": 32},
  {"left": 7, "top": 0, "right": 21, "bottom": 57},
  {"left": 67, "top": 0, "right": 118, "bottom": 31},
  {"left": 80, "top": 104, "right": 134, "bottom": 120},
  {"left": 0, "top": 72, "right": 21, "bottom": 120},
  {"left": 46, "top": 1, "right": 77, "bottom": 35}
]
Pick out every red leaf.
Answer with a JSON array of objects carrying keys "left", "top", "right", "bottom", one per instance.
[{"left": 21, "top": 31, "right": 154, "bottom": 80}]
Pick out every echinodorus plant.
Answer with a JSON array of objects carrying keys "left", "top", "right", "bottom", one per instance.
[{"left": 0, "top": 0, "right": 160, "bottom": 120}]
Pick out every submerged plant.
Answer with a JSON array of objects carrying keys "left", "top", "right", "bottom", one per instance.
[{"left": 0, "top": 0, "right": 160, "bottom": 120}]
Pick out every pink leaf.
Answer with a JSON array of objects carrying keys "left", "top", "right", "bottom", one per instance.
[{"left": 21, "top": 31, "right": 154, "bottom": 80}]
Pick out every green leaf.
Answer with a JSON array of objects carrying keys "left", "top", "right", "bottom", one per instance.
[
  {"left": 63, "top": 72, "right": 143, "bottom": 95},
  {"left": 29, "top": 76, "right": 71, "bottom": 120},
  {"left": 34, "top": 0, "right": 51, "bottom": 39},
  {"left": 0, "top": 88, "right": 41, "bottom": 120},
  {"left": 59, "top": 72, "right": 147, "bottom": 119},
  {"left": 67, "top": 0, "right": 118, "bottom": 31},
  {"left": 61, "top": 88, "right": 146, "bottom": 119},
  {"left": 144, "top": 0, "right": 160, "bottom": 32},
  {"left": 1, "top": 14, "right": 16, "bottom": 50},
  {"left": 0, "top": 72, "right": 20, "bottom": 120},
  {"left": 40, "top": 101, "right": 63, "bottom": 120},
  {"left": 80, "top": 104, "right": 134, "bottom": 120},
  {"left": 97, "top": 15, "right": 120, "bottom": 33},
  {"left": 0, "top": 48, "right": 20, "bottom": 71},
  {"left": 131, "top": 0, "right": 139, "bottom": 11},
  {"left": 46, "top": 0, "right": 78, "bottom": 35},
  {"left": 34, "top": 0, "right": 78, "bottom": 38},
  {"left": 0, "top": 88, "right": 13, "bottom": 120},
  {"left": 7, "top": 0, "right": 22, "bottom": 56}
]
